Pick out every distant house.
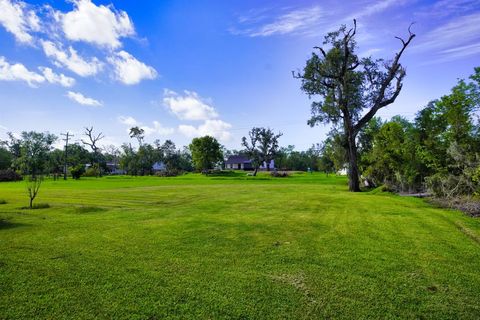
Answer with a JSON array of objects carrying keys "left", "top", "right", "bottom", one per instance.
[
  {"left": 152, "top": 161, "right": 166, "bottom": 172},
  {"left": 225, "top": 155, "right": 253, "bottom": 170},
  {"left": 106, "top": 162, "right": 125, "bottom": 175},
  {"left": 225, "top": 155, "right": 275, "bottom": 171}
]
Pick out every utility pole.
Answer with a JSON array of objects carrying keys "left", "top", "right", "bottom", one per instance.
[{"left": 61, "top": 132, "right": 73, "bottom": 180}]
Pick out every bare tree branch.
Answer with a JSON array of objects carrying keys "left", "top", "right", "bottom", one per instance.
[{"left": 354, "top": 26, "right": 415, "bottom": 135}]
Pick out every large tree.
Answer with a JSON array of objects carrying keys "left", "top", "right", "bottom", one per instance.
[
  {"left": 16, "top": 131, "right": 57, "bottom": 178},
  {"left": 189, "top": 136, "right": 223, "bottom": 172},
  {"left": 295, "top": 20, "right": 415, "bottom": 191}
]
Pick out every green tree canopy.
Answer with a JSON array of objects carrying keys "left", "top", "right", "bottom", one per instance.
[{"left": 189, "top": 136, "right": 223, "bottom": 172}]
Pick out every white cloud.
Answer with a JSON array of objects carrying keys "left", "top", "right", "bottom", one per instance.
[
  {"left": 67, "top": 91, "right": 102, "bottom": 107},
  {"left": 0, "top": 56, "right": 76, "bottom": 88},
  {"left": 0, "top": 56, "right": 44, "bottom": 86},
  {"left": 118, "top": 115, "right": 139, "bottom": 127},
  {"left": 347, "top": 0, "right": 406, "bottom": 20},
  {"left": 142, "top": 121, "right": 175, "bottom": 136},
  {"left": 231, "top": 6, "right": 323, "bottom": 37},
  {"left": 107, "top": 50, "right": 157, "bottom": 85},
  {"left": 41, "top": 40, "right": 103, "bottom": 77},
  {"left": 118, "top": 115, "right": 174, "bottom": 137},
  {"left": 60, "top": 0, "right": 134, "bottom": 49},
  {"left": 178, "top": 119, "right": 232, "bottom": 142},
  {"left": 39, "top": 67, "right": 75, "bottom": 87},
  {"left": 414, "top": 13, "right": 480, "bottom": 62},
  {"left": 163, "top": 89, "right": 218, "bottom": 121},
  {"left": 360, "top": 48, "right": 382, "bottom": 57},
  {"left": 418, "top": 0, "right": 479, "bottom": 18},
  {"left": 0, "top": 0, "right": 40, "bottom": 44}
]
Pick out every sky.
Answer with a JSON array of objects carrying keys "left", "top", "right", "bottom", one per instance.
[{"left": 0, "top": 0, "right": 479, "bottom": 150}]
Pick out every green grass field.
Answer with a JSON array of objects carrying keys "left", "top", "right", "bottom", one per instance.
[{"left": 1, "top": 173, "right": 480, "bottom": 319}]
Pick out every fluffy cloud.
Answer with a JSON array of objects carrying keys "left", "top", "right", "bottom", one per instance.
[
  {"left": 67, "top": 91, "right": 102, "bottom": 106},
  {"left": 0, "top": 56, "right": 74, "bottom": 87},
  {"left": 61, "top": 0, "right": 134, "bottom": 49},
  {"left": 163, "top": 89, "right": 218, "bottom": 121},
  {"left": 41, "top": 40, "right": 103, "bottom": 77},
  {"left": 108, "top": 51, "right": 157, "bottom": 85},
  {"left": 0, "top": 56, "right": 45, "bottom": 86},
  {"left": 118, "top": 115, "right": 174, "bottom": 136},
  {"left": 118, "top": 115, "right": 138, "bottom": 127},
  {"left": 40, "top": 67, "right": 75, "bottom": 87},
  {"left": 0, "top": 0, "right": 40, "bottom": 44},
  {"left": 178, "top": 119, "right": 232, "bottom": 142},
  {"left": 142, "top": 121, "right": 175, "bottom": 136}
]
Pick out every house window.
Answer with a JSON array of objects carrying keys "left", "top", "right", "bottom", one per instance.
[{"left": 237, "top": 163, "right": 241, "bottom": 169}]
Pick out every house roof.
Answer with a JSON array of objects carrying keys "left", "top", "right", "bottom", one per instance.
[{"left": 225, "top": 155, "right": 251, "bottom": 165}]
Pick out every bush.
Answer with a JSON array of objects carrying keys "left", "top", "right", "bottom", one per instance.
[
  {"left": 429, "top": 197, "right": 480, "bottom": 217},
  {"left": 270, "top": 171, "right": 290, "bottom": 177},
  {"left": 155, "top": 169, "right": 183, "bottom": 177},
  {"left": 204, "top": 170, "right": 236, "bottom": 177},
  {"left": 426, "top": 172, "right": 478, "bottom": 198},
  {"left": 0, "top": 170, "right": 22, "bottom": 182},
  {"left": 83, "top": 167, "right": 99, "bottom": 177},
  {"left": 70, "top": 165, "right": 85, "bottom": 180}
]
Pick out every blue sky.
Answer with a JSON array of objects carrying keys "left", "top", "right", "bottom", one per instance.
[{"left": 0, "top": 0, "right": 479, "bottom": 150}]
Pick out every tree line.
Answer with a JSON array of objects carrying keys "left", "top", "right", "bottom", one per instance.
[{"left": 316, "top": 67, "right": 480, "bottom": 201}]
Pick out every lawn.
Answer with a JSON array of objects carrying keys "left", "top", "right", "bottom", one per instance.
[{"left": 1, "top": 173, "right": 480, "bottom": 319}]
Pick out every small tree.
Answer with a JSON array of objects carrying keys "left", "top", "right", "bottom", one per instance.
[
  {"left": 26, "top": 176, "right": 42, "bottom": 209},
  {"left": 294, "top": 20, "right": 415, "bottom": 191},
  {"left": 81, "top": 127, "right": 104, "bottom": 177},
  {"left": 15, "top": 131, "right": 57, "bottom": 178},
  {"left": 242, "top": 128, "right": 262, "bottom": 176},
  {"left": 189, "top": 136, "right": 223, "bottom": 172},
  {"left": 242, "top": 127, "right": 282, "bottom": 175}
]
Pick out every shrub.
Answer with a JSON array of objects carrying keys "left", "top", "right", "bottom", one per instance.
[
  {"left": 429, "top": 197, "right": 480, "bottom": 217},
  {"left": 426, "top": 172, "right": 478, "bottom": 198},
  {"left": 156, "top": 169, "right": 183, "bottom": 177},
  {"left": 83, "top": 167, "right": 99, "bottom": 177},
  {"left": 271, "top": 171, "right": 290, "bottom": 177},
  {"left": 70, "top": 165, "right": 85, "bottom": 180},
  {"left": 0, "top": 170, "right": 22, "bottom": 182},
  {"left": 204, "top": 170, "right": 236, "bottom": 177}
]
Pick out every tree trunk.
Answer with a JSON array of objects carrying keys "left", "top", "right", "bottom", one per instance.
[
  {"left": 266, "top": 162, "right": 270, "bottom": 171},
  {"left": 253, "top": 167, "right": 258, "bottom": 176},
  {"left": 347, "top": 130, "right": 361, "bottom": 192},
  {"left": 29, "top": 197, "right": 33, "bottom": 209}
]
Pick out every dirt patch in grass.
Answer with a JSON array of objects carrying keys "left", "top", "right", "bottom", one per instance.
[{"left": 270, "top": 272, "right": 316, "bottom": 304}]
